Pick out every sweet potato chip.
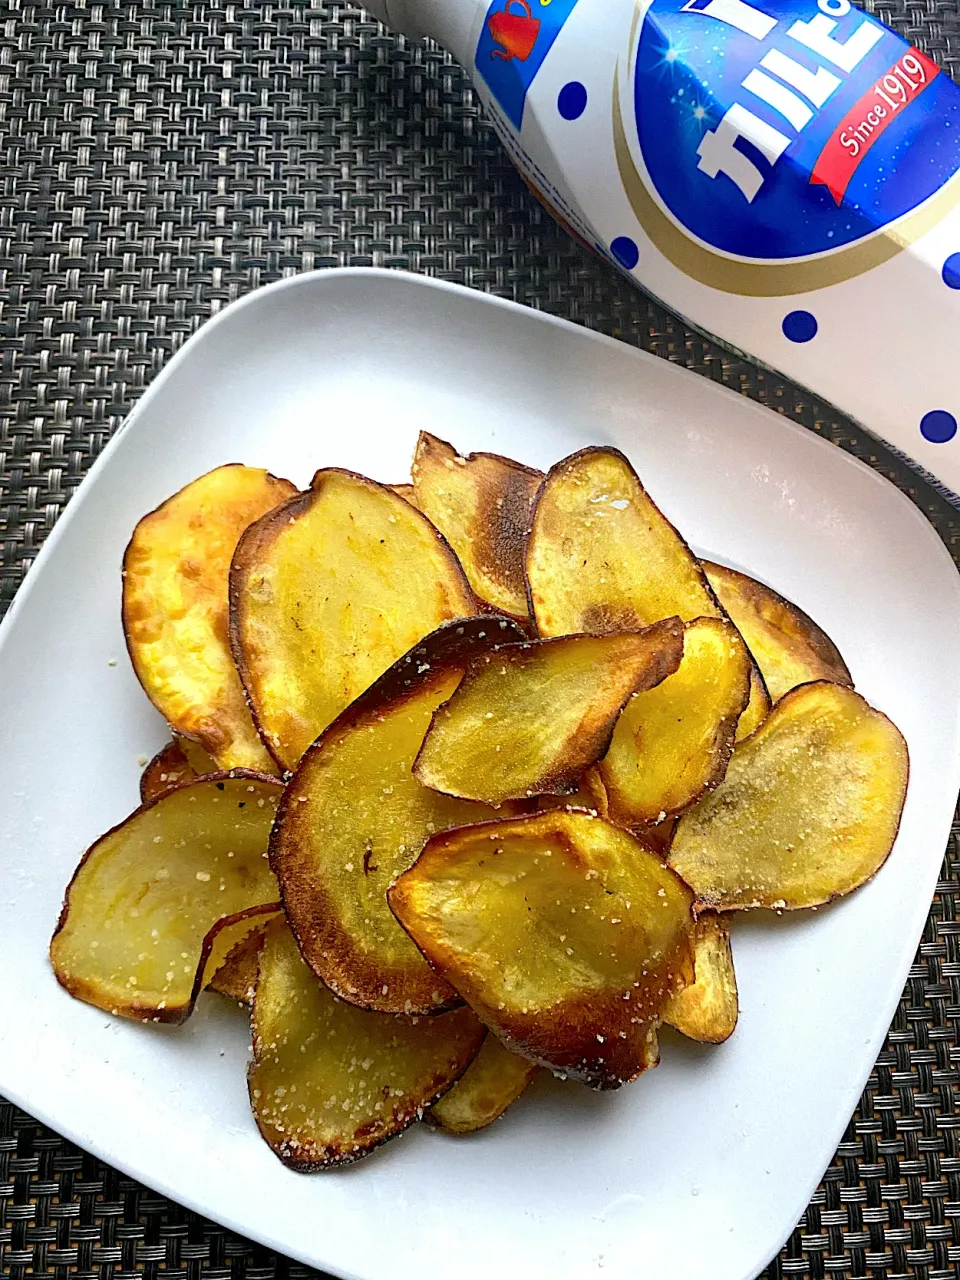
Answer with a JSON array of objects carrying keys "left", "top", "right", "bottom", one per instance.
[
  {"left": 389, "top": 810, "right": 694, "bottom": 1089},
  {"left": 636, "top": 816, "right": 677, "bottom": 855},
  {"left": 205, "top": 904, "right": 281, "bottom": 1003},
  {"left": 662, "top": 912, "right": 738, "bottom": 1044},
  {"left": 230, "top": 470, "right": 477, "bottom": 770},
  {"left": 427, "top": 1035, "right": 539, "bottom": 1134},
  {"left": 123, "top": 465, "right": 296, "bottom": 772},
  {"left": 669, "top": 682, "right": 909, "bottom": 911},
  {"left": 736, "top": 669, "right": 772, "bottom": 742},
  {"left": 51, "top": 773, "right": 283, "bottom": 1022},
  {"left": 704, "top": 561, "right": 853, "bottom": 704},
  {"left": 412, "top": 432, "right": 543, "bottom": 619},
  {"left": 413, "top": 620, "right": 684, "bottom": 805},
  {"left": 271, "top": 618, "right": 527, "bottom": 1015},
  {"left": 526, "top": 448, "right": 721, "bottom": 637},
  {"left": 390, "top": 483, "right": 419, "bottom": 506},
  {"left": 248, "top": 921, "right": 486, "bottom": 1170},
  {"left": 599, "top": 618, "right": 751, "bottom": 827},
  {"left": 140, "top": 741, "right": 198, "bottom": 803},
  {"left": 537, "top": 768, "right": 609, "bottom": 818}
]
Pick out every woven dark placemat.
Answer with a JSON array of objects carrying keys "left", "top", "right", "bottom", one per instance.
[{"left": 1, "top": 1, "right": 959, "bottom": 1277}]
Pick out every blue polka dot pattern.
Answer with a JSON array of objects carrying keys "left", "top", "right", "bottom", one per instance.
[
  {"left": 558, "top": 81, "right": 588, "bottom": 121},
  {"left": 611, "top": 237, "right": 640, "bottom": 270},
  {"left": 920, "top": 410, "right": 958, "bottom": 443},
  {"left": 942, "top": 253, "right": 960, "bottom": 290},
  {"left": 782, "top": 310, "right": 818, "bottom": 343}
]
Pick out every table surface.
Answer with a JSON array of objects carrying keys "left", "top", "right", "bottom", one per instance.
[{"left": 1, "top": 2, "right": 959, "bottom": 1278}]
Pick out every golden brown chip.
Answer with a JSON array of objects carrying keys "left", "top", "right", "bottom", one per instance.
[
  {"left": 662, "top": 912, "right": 738, "bottom": 1044},
  {"left": 123, "top": 465, "right": 296, "bottom": 772},
  {"left": 177, "top": 736, "right": 221, "bottom": 776},
  {"left": 390, "top": 810, "right": 694, "bottom": 1089},
  {"left": 704, "top": 561, "right": 853, "bottom": 704},
  {"left": 413, "top": 620, "right": 684, "bottom": 805},
  {"left": 271, "top": 618, "right": 527, "bottom": 1016},
  {"left": 390, "top": 483, "right": 419, "bottom": 506},
  {"left": 635, "top": 816, "right": 677, "bottom": 855},
  {"left": 669, "top": 682, "right": 908, "bottom": 911},
  {"left": 599, "top": 618, "right": 751, "bottom": 828},
  {"left": 230, "top": 470, "right": 477, "bottom": 771},
  {"left": 736, "top": 668, "right": 772, "bottom": 742},
  {"left": 427, "top": 1036, "right": 540, "bottom": 1134},
  {"left": 205, "top": 904, "right": 281, "bottom": 1004},
  {"left": 526, "top": 447, "right": 721, "bottom": 637},
  {"left": 536, "top": 767, "right": 609, "bottom": 818},
  {"left": 50, "top": 773, "right": 283, "bottom": 1022},
  {"left": 140, "top": 741, "right": 198, "bottom": 803},
  {"left": 412, "top": 432, "right": 543, "bottom": 620},
  {"left": 248, "top": 921, "right": 486, "bottom": 1171}
]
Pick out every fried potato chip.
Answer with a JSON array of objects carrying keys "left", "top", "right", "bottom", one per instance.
[
  {"left": 662, "top": 911, "right": 738, "bottom": 1044},
  {"left": 205, "top": 903, "right": 281, "bottom": 1003},
  {"left": 427, "top": 1035, "right": 539, "bottom": 1134},
  {"left": 736, "top": 668, "right": 772, "bottom": 742},
  {"left": 271, "top": 618, "right": 527, "bottom": 1015},
  {"left": 390, "top": 483, "right": 419, "bottom": 506},
  {"left": 526, "top": 448, "right": 721, "bottom": 637},
  {"left": 390, "top": 810, "right": 694, "bottom": 1089},
  {"left": 248, "top": 921, "right": 486, "bottom": 1170},
  {"left": 636, "top": 816, "right": 677, "bottom": 855},
  {"left": 140, "top": 740, "right": 198, "bottom": 803},
  {"left": 599, "top": 618, "right": 751, "bottom": 828},
  {"left": 669, "top": 682, "right": 908, "bottom": 911},
  {"left": 412, "top": 432, "right": 543, "bottom": 619},
  {"left": 413, "top": 620, "right": 684, "bottom": 805},
  {"left": 536, "top": 767, "right": 609, "bottom": 818},
  {"left": 123, "top": 465, "right": 296, "bottom": 772},
  {"left": 704, "top": 561, "right": 853, "bottom": 704},
  {"left": 230, "top": 470, "right": 477, "bottom": 770},
  {"left": 51, "top": 773, "right": 283, "bottom": 1022}
]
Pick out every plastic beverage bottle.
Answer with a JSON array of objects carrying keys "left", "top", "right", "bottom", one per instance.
[{"left": 362, "top": 0, "right": 960, "bottom": 501}]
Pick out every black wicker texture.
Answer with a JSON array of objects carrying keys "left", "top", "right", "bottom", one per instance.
[{"left": 1, "top": 2, "right": 959, "bottom": 1277}]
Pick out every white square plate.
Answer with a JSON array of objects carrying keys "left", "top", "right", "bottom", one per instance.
[{"left": 1, "top": 268, "right": 958, "bottom": 1280}]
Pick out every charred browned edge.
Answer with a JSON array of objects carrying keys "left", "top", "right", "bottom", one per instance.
[
  {"left": 703, "top": 560, "right": 854, "bottom": 689},
  {"left": 411, "top": 619, "right": 685, "bottom": 802},
  {"left": 121, "top": 465, "right": 298, "bottom": 757},
  {"left": 603, "top": 618, "right": 752, "bottom": 827},
  {"left": 413, "top": 431, "right": 544, "bottom": 486},
  {"left": 230, "top": 470, "right": 481, "bottom": 771},
  {"left": 140, "top": 740, "right": 195, "bottom": 803},
  {"left": 269, "top": 616, "right": 526, "bottom": 1015},
  {"left": 675, "top": 680, "right": 910, "bottom": 914},
  {"left": 388, "top": 811, "right": 695, "bottom": 1088},
  {"left": 50, "top": 771, "right": 284, "bottom": 1023}
]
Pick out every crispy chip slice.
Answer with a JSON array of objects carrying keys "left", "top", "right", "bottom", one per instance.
[
  {"left": 123, "top": 465, "right": 296, "bottom": 772},
  {"left": 389, "top": 810, "right": 694, "bottom": 1089},
  {"left": 390, "top": 483, "right": 419, "bottom": 506},
  {"left": 230, "top": 470, "right": 477, "bottom": 770},
  {"left": 536, "top": 768, "right": 609, "bottom": 818},
  {"left": 413, "top": 620, "right": 684, "bottom": 805},
  {"left": 704, "top": 561, "right": 853, "bottom": 704},
  {"left": 526, "top": 448, "right": 721, "bottom": 636},
  {"left": 50, "top": 773, "right": 283, "bottom": 1022},
  {"left": 427, "top": 1036, "right": 540, "bottom": 1134},
  {"left": 140, "top": 741, "right": 198, "bottom": 803},
  {"left": 669, "top": 682, "right": 908, "bottom": 911},
  {"left": 636, "top": 816, "right": 677, "bottom": 855},
  {"left": 271, "top": 618, "right": 527, "bottom": 1015},
  {"left": 599, "top": 618, "right": 751, "bottom": 828},
  {"left": 662, "top": 912, "right": 738, "bottom": 1044},
  {"left": 412, "top": 432, "right": 543, "bottom": 620},
  {"left": 205, "top": 904, "right": 281, "bottom": 1003},
  {"left": 248, "top": 921, "right": 486, "bottom": 1171},
  {"left": 736, "top": 669, "right": 772, "bottom": 742}
]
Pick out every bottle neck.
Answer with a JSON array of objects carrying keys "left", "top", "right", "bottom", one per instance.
[{"left": 368, "top": 0, "right": 482, "bottom": 59}]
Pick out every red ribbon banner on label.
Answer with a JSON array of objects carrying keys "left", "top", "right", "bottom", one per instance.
[{"left": 809, "top": 48, "right": 940, "bottom": 206}]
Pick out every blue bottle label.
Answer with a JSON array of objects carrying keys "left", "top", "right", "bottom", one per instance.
[
  {"left": 631, "top": 0, "right": 960, "bottom": 263},
  {"left": 477, "top": 0, "right": 582, "bottom": 129}
]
